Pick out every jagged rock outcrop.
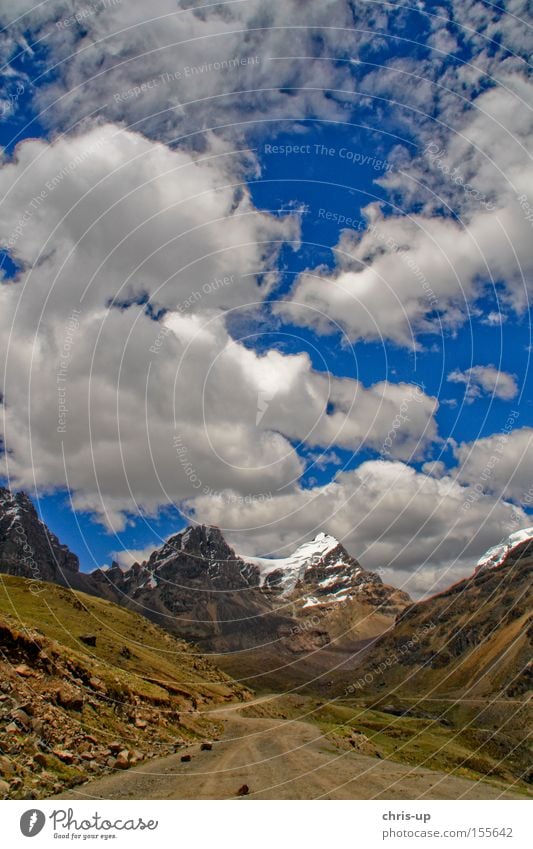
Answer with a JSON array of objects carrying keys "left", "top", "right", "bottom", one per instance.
[{"left": 0, "top": 487, "right": 79, "bottom": 582}]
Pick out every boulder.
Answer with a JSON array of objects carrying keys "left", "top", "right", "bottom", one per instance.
[
  {"left": 14, "top": 664, "right": 33, "bottom": 677},
  {"left": 79, "top": 635, "right": 97, "bottom": 647},
  {"left": 180, "top": 754, "right": 191, "bottom": 763},
  {"left": 0, "top": 756, "right": 15, "bottom": 778},
  {"left": 236, "top": 784, "right": 249, "bottom": 796},
  {"left": 0, "top": 780, "right": 10, "bottom": 798},
  {"left": 115, "top": 750, "right": 130, "bottom": 770},
  {"left": 200, "top": 741, "right": 213, "bottom": 751},
  {"left": 11, "top": 709, "right": 31, "bottom": 730},
  {"left": 55, "top": 687, "right": 84, "bottom": 711},
  {"left": 52, "top": 750, "right": 75, "bottom": 764}
]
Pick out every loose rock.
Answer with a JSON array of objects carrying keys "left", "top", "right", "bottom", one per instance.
[{"left": 115, "top": 750, "right": 130, "bottom": 770}]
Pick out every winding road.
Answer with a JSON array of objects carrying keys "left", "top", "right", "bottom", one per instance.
[{"left": 55, "top": 701, "right": 525, "bottom": 801}]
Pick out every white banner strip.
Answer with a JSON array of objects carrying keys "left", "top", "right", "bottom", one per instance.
[{"left": 1, "top": 799, "right": 530, "bottom": 848}]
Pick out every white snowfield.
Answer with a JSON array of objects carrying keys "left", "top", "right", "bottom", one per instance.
[
  {"left": 240, "top": 532, "right": 363, "bottom": 608},
  {"left": 476, "top": 527, "right": 533, "bottom": 572},
  {"left": 242, "top": 532, "right": 341, "bottom": 592}
]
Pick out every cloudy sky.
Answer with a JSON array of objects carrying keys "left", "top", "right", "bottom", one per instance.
[{"left": 0, "top": 0, "right": 532, "bottom": 596}]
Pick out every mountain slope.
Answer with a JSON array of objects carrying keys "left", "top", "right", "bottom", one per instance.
[
  {"left": 0, "top": 573, "right": 249, "bottom": 799},
  {"left": 0, "top": 489, "right": 411, "bottom": 686},
  {"left": 0, "top": 488, "right": 79, "bottom": 583},
  {"left": 106, "top": 526, "right": 411, "bottom": 658},
  {"left": 348, "top": 534, "right": 532, "bottom": 701}
]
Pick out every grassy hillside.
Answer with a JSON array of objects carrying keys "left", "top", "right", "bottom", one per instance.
[
  {"left": 241, "top": 693, "right": 532, "bottom": 796},
  {"left": 346, "top": 558, "right": 532, "bottom": 702},
  {"left": 0, "top": 574, "right": 250, "bottom": 799},
  {"left": 320, "top": 552, "right": 533, "bottom": 791}
]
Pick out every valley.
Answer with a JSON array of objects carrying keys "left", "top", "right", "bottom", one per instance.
[
  {"left": 0, "top": 486, "right": 531, "bottom": 800},
  {"left": 54, "top": 697, "right": 528, "bottom": 801}
]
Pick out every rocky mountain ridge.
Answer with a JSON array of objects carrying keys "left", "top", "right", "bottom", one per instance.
[
  {"left": 0, "top": 487, "right": 79, "bottom": 583},
  {"left": 346, "top": 532, "right": 532, "bottom": 704},
  {"left": 0, "top": 489, "right": 410, "bottom": 663}
]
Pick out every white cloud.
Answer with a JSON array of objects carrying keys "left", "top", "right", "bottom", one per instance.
[
  {"left": 113, "top": 544, "right": 159, "bottom": 569},
  {"left": 0, "top": 125, "right": 299, "bottom": 314},
  {"left": 454, "top": 426, "right": 533, "bottom": 505},
  {"left": 447, "top": 365, "right": 518, "bottom": 403},
  {"left": 481, "top": 310, "right": 507, "bottom": 326},
  {"left": 0, "top": 125, "right": 440, "bottom": 529},
  {"left": 186, "top": 459, "right": 527, "bottom": 597}
]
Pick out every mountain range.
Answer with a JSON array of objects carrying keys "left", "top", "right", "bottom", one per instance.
[
  {"left": 0, "top": 486, "right": 531, "bottom": 796},
  {"left": 0, "top": 487, "right": 409, "bottom": 660},
  {"left": 0, "top": 485, "right": 531, "bottom": 696}
]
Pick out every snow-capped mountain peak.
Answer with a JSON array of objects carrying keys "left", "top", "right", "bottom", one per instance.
[
  {"left": 476, "top": 527, "right": 533, "bottom": 572},
  {"left": 241, "top": 532, "right": 350, "bottom": 594}
]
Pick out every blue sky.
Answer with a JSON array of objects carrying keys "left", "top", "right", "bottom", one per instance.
[{"left": 0, "top": 1, "right": 532, "bottom": 593}]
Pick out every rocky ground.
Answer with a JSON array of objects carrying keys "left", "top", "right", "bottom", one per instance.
[
  {"left": 54, "top": 698, "right": 529, "bottom": 801},
  {"left": 0, "top": 576, "right": 250, "bottom": 799}
]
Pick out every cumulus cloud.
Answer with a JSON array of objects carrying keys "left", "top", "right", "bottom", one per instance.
[
  {"left": 447, "top": 365, "right": 519, "bottom": 403},
  {"left": 0, "top": 124, "right": 441, "bottom": 529},
  {"left": 185, "top": 459, "right": 527, "bottom": 596},
  {"left": 280, "top": 75, "right": 533, "bottom": 344},
  {"left": 0, "top": 0, "right": 374, "bottom": 146},
  {"left": 454, "top": 426, "right": 533, "bottom": 506},
  {"left": 0, "top": 124, "right": 299, "bottom": 313},
  {"left": 0, "top": 125, "right": 299, "bottom": 526},
  {"left": 113, "top": 544, "right": 159, "bottom": 569}
]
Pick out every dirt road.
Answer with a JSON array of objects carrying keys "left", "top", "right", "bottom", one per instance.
[{"left": 56, "top": 703, "right": 525, "bottom": 800}]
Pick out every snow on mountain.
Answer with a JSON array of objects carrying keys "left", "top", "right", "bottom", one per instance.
[
  {"left": 241, "top": 532, "right": 356, "bottom": 598},
  {"left": 0, "top": 488, "right": 23, "bottom": 532},
  {"left": 476, "top": 527, "right": 533, "bottom": 572}
]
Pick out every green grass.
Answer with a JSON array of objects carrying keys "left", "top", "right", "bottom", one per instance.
[
  {"left": 0, "top": 574, "right": 248, "bottom": 798},
  {"left": 241, "top": 694, "right": 532, "bottom": 796},
  {"left": 0, "top": 574, "right": 240, "bottom": 700}
]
